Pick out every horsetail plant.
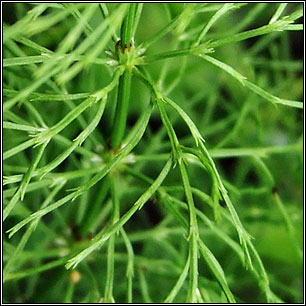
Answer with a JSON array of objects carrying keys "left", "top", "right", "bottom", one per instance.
[{"left": 3, "top": 3, "right": 303, "bottom": 303}]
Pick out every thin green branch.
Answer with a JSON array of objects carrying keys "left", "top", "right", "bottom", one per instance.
[
  {"left": 209, "top": 18, "right": 294, "bottom": 48},
  {"left": 71, "top": 104, "right": 152, "bottom": 200},
  {"left": 65, "top": 157, "right": 172, "bottom": 269},
  {"left": 3, "top": 181, "right": 65, "bottom": 281},
  {"left": 164, "top": 256, "right": 190, "bottom": 303},
  {"left": 193, "top": 3, "right": 237, "bottom": 46},
  {"left": 201, "top": 54, "right": 303, "bottom": 109},
  {"left": 120, "top": 228, "right": 134, "bottom": 303},
  {"left": 269, "top": 3, "right": 288, "bottom": 24}
]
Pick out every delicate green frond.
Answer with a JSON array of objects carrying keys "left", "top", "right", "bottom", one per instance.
[
  {"left": 66, "top": 157, "right": 172, "bottom": 269},
  {"left": 4, "top": 3, "right": 302, "bottom": 304}
]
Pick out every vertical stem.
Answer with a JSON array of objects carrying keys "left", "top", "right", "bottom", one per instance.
[
  {"left": 179, "top": 161, "right": 198, "bottom": 303},
  {"left": 104, "top": 175, "right": 120, "bottom": 302},
  {"left": 111, "top": 70, "right": 132, "bottom": 149},
  {"left": 120, "top": 227, "right": 134, "bottom": 303},
  {"left": 120, "top": 3, "right": 137, "bottom": 46},
  {"left": 104, "top": 235, "right": 115, "bottom": 302},
  {"left": 111, "top": 4, "right": 139, "bottom": 149}
]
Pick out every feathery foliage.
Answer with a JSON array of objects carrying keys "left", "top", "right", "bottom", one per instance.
[{"left": 3, "top": 3, "right": 303, "bottom": 303}]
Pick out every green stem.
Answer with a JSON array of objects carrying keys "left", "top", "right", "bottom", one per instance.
[
  {"left": 111, "top": 4, "right": 140, "bottom": 149},
  {"left": 111, "top": 70, "right": 132, "bottom": 149},
  {"left": 120, "top": 228, "right": 134, "bottom": 303},
  {"left": 120, "top": 3, "right": 138, "bottom": 46},
  {"left": 104, "top": 176, "right": 120, "bottom": 302}
]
